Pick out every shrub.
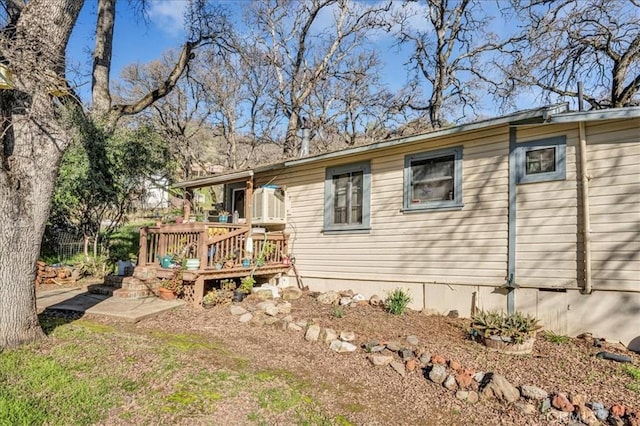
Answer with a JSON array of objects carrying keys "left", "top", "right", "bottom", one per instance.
[{"left": 385, "top": 288, "right": 412, "bottom": 315}]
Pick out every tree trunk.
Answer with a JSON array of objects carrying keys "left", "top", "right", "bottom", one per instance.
[
  {"left": 0, "top": 97, "right": 69, "bottom": 348},
  {"left": 0, "top": 0, "right": 82, "bottom": 349},
  {"left": 283, "top": 110, "right": 300, "bottom": 157},
  {"left": 92, "top": 0, "right": 116, "bottom": 116}
]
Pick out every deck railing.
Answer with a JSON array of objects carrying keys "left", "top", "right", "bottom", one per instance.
[{"left": 138, "top": 223, "right": 289, "bottom": 270}]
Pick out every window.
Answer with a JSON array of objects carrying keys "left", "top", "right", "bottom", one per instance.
[
  {"left": 515, "top": 136, "right": 566, "bottom": 184},
  {"left": 324, "top": 161, "right": 371, "bottom": 232},
  {"left": 403, "top": 146, "right": 463, "bottom": 211}
]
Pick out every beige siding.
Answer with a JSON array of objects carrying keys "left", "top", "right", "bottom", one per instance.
[
  {"left": 258, "top": 127, "right": 511, "bottom": 287},
  {"left": 515, "top": 127, "right": 580, "bottom": 288},
  {"left": 255, "top": 118, "right": 638, "bottom": 294},
  {"left": 585, "top": 119, "right": 640, "bottom": 292}
]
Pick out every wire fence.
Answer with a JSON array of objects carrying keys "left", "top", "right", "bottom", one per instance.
[{"left": 53, "top": 232, "right": 88, "bottom": 262}]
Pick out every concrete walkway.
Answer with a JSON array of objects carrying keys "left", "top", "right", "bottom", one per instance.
[{"left": 37, "top": 287, "right": 185, "bottom": 322}]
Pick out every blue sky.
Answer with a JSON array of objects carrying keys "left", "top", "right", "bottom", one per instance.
[{"left": 67, "top": 1, "right": 532, "bottom": 116}]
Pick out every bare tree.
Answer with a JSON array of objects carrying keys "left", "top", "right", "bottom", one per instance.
[
  {"left": 394, "top": 0, "right": 509, "bottom": 128},
  {"left": 495, "top": 0, "right": 640, "bottom": 109},
  {"left": 117, "top": 52, "right": 216, "bottom": 181},
  {"left": 248, "top": 0, "right": 391, "bottom": 157},
  {"left": 0, "top": 0, "right": 229, "bottom": 348}
]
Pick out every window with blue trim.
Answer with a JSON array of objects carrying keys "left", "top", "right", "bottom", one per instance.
[
  {"left": 403, "top": 146, "right": 463, "bottom": 211},
  {"left": 324, "top": 161, "right": 371, "bottom": 232},
  {"left": 515, "top": 136, "right": 566, "bottom": 184}
]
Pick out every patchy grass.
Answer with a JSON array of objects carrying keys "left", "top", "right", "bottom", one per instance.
[
  {"left": 621, "top": 364, "right": 640, "bottom": 393},
  {"left": 543, "top": 330, "right": 571, "bottom": 344},
  {"left": 0, "top": 314, "right": 345, "bottom": 425}
]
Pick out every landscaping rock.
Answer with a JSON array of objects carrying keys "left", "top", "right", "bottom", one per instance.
[
  {"left": 546, "top": 409, "right": 571, "bottom": 422},
  {"left": 608, "top": 415, "right": 625, "bottom": 426},
  {"left": 428, "top": 364, "right": 447, "bottom": 384},
  {"left": 281, "top": 287, "right": 303, "bottom": 300},
  {"left": 419, "top": 352, "right": 432, "bottom": 365},
  {"left": 588, "top": 402, "right": 608, "bottom": 421},
  {"left": 386, "top": 341, "right": 402, "bottom": 351},
  {"left": 400, "top": 349, "right": 414, "bottom": 360},
  {"left": 317, "top": 291, "right": 339, "bottom": 305},
  {"left": 264, "top": 305, "right": 280, "bottom": 316},
  {"left": 405, "top": 359, "right": 418, "bottom": 372},
  {"left": 363, "top": 340, "right": 379, "bottom": 352},
  {"left": 569, "top": 393, "right": 586, "bottom": 406},
  {"left": 540, "top": 398, "right": 551, "bottom": 413},
  {"left": 339, "top": 297, "right": 352, "bottom": 306},
  {"left": 238, "top": 313, "right": 253, "bottom": 323},
  {"left": 323, "top": 328, "right": 338, "bottom": 344},
  {"left": 352, "top": 293, "right": 366, "bottom": 302},
  {"left": 369, "top": 294, "right": 382, "bottom": 306},
  {"left": 520, "top": 385, "right": 548, "bottom": 400},
  {"left": 305, "top": 325, "right": 321, "bottom": 342},
  {"left": 277, "top": 302, "right": 292, "bottom": 314},
  {"left": 431, "top": 354, "right": 446, "bottom": 364},
  {"left": 448, "top": 360, "right": 461, "bottom": 371},
  {"left": 370, "top": 345, "right": 385, "bottom": 353},
  {"left": 480, "top": 373, "right": 520, "bottom": 403},
  {"left": 256, "top": 301, "right": 276, "bottom": 312},
  {"left": 467, "top": 391, "right": 479, "bottom": 404},
  {"left": 455, "top": 390, "right": 469, "bottom": 401},
  {"left": 264, "top": 316, "right": 280, "bottom": 326},
  {"left": 390, "top": 361, "right": 406, "bottom": 377},
  {"left": 447, "top": 310, "right": 459, "bottom": 318},
  {"left": 253, "top": 289, "right": 275, "bottom": 300},
  {"left": 339, "top": 331, "right": 356, "bottom": 342},
  {"left": 576, "top": 404, "right": 598, "bottom": 426},
  {"left": 443, "top": 374, "right": 457, "bottom": 391},
  {"left": 473, "top": 371, "right": 485, "bottom": 383},
  {"left": 229, "top": 305, "right": 247, "bottom": 316},
  {"left": 513, "top": 402, "right": 537, "bottom": 415},
  {"left": 406, "top": 335, "right": 419, "bottom": 346},
  {"left": 250, "top": 312, "right": 266, "bottom": 326},
  {"left": 369, "top": 354, "right": 394, "bottom": 366},
  {"left": 610, "top": 404, "right": 626, "bottom": 417},
  {"left": 455, "top": 368, "right": 474, "bottom": 389},
  {"left": 287, "top": 322, "right": 303, "bottom": 332},
  {"left": 551, "top": 392, "right": 574, "bottom": 412},
  {"left": 329, "top": 340, "right": 357, "bottom": 353}
]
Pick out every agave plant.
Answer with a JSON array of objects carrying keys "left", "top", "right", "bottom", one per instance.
[{"left": 471, "top": 310, "right": 542, "bottom": 344}]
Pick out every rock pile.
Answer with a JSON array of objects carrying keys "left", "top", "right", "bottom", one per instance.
[{"left": 229, "top": 288, "right": 638, "bottom": 426}]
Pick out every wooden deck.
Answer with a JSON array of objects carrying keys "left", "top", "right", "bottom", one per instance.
[{"left": 139, "top": 222, "right": 290, "bottom": 306}]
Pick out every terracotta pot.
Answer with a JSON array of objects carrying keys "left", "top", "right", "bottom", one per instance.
[{"left": 158, "top": 287, "right": 176, "bottom": 300}]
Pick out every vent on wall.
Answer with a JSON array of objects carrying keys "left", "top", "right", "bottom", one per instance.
[{"left": 252, "top": 187, "right": 286, "bottom": 226}]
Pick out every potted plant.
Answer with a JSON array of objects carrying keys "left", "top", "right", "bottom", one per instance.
[
  {"left": 470, "top": 310, "right": 542, "bottom": 354},
  {"left": 158, "top": 270, "right": 184, "bottom": 300},
  {"left": 235, "top": 275, "right": 255, "bottom": 302},
  {"left": 218, "top": 210, "right": 230, "bottom": 223}
]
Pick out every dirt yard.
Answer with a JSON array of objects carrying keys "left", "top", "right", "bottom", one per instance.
[{"left": 37, "top": 282, "right": 640, "bottom": 425}]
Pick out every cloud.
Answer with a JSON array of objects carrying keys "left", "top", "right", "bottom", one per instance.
[{"left": 148, "top": 0, "right": 187, "bottom": 37}]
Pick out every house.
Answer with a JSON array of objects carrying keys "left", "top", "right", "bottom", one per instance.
[{"left": 173, "top": 104, "right": 640, "bottom": 350}]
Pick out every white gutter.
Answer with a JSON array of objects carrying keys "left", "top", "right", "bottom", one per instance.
[{"left": 578, "top": 121, "right": 593, "bottom": 294}]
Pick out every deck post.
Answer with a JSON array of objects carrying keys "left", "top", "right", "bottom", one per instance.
[
  {"left": 139, "top": 227, "right": 148, "bottom": 266},
  {"left": 158, "top": 231, "right": 167, "bottom": 259},
  {"left": 198, "top": 229, "right": 207, "bottom": 268},
  {"left": 194, "top": 275, "right": 205, "bottom": 306}
]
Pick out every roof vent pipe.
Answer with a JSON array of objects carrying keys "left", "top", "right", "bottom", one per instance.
[
  {"left": 300, "top": 127, "right": 310, "bottom": 157},
  {"left": 578, "top": 82, "right": 584, "bottom": 111}
]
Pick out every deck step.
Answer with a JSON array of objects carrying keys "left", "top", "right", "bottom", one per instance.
[
  {"left": 112, "top": 288, "right": 158, "bottom": 299},
  {"left": 87, "top": 284, "right": 117, "bottom": 296}
]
